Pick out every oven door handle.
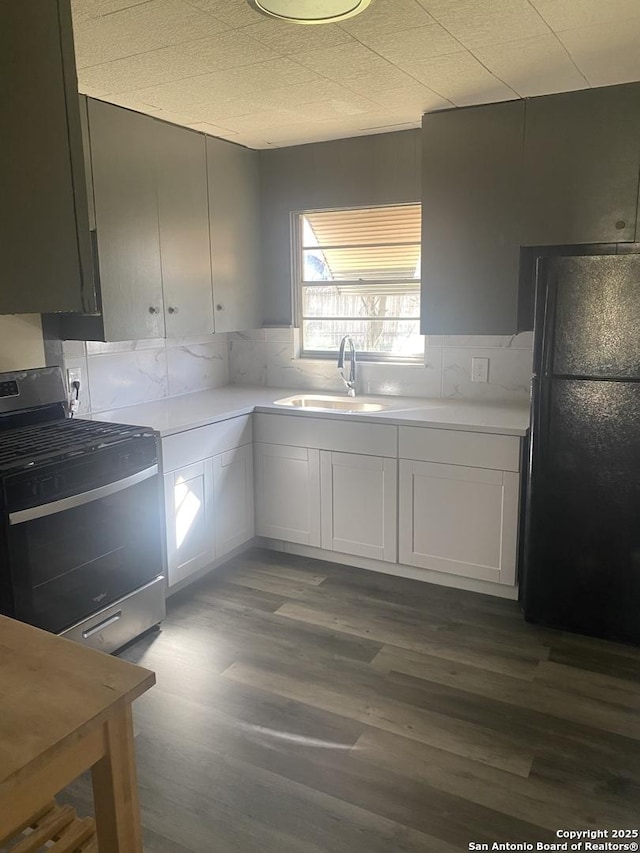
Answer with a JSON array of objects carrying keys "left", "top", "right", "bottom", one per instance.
[{"left": 8, "top": 465, "right": 158, "bottom": 525}]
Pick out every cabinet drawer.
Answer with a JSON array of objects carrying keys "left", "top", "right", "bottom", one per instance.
[
  {"left": 162, "top": 415, "right": 252, "bottom": 472},
  {"left": 254, "top": 413, "right": 396, "bottom": 457},
  {"left": 399, "top": 426, "right": 520, "bottom": 472}
]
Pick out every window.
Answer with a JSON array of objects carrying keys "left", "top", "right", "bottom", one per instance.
[{"left": 296, "top": 203, "right": 422, "bottom": 360}]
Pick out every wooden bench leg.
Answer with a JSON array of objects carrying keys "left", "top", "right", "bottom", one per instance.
[{"left": 91, "top": 703, "right": 144, "bottom": 853}]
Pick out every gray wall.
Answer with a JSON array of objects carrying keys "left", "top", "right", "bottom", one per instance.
[{"left": 259, "top": 129, "right": 421, "bottom": 326}]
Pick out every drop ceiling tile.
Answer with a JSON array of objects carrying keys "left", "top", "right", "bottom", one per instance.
[
  {"left": 291, "top": 42, "right": 397, "bottom": 81},
  {"left": 291, "top": 44, "right": 430, "bottom": 101},
  {"left": 242, "top": 121, "right": 343, "bottom": 147},
  {"left": 267, "top": 111, "right": 419, "bottom": 143},
  {"left": 71, "top": 0, "right": 156, "bottom": 23},
  {"left": 184, "top": 96, "right": 268, "bottom": 122},
  {"left": 77, "top": 46, "right": 212, "bottom": 93},
  {"left": 182, "top": 0, "right": 262, "bottom": 28},
  {"left": 240, "top": 19, "right": 356, "bottom": 53},
  {"left": 359, "top": 22, "right": 464, "bottom": 65},
  {"left": 339, "top": 0, "right": 435, "bottom": 38},
  {"left": 530, "top": 0, "right": 640, "bottom": 32},
  {"left": 208, "top": 58, "right": 325, "bottom": 97},
  {"left": 186, "top": 121, "right": 239, "bottom": 137},
  {"left": 214, "top": 109, "right": 309, "bottom": 133},
  {"left": 296, "top": 95, "right": 382, "bottom": 122},
  {"left": 100, "top": 93, "right": 163, "bottom": 112},
  {"left": 473, "top": 34, "right": 588, "bottom": 96},
  {"left": 406, "top": 51, "right": 517, "bottom": 105},
  {"left": 70, "top": 0, "right": 92, "bottom": 24},
  {"left": 263, "top": 80, "right": 365, "bottom": 109},
  {"left": 73, "top": 14, "right": 167, "bottom": 67},
  {"left": 175, "top": 30, "right": 280, "bottom": 71},
  {"left": 558, "top": 17, "right": 640, "bottom": 86},
  {"left": 233, "top": 134, "right": 274, "bottom": 148},
  {"left": 346, "top": 111, "right": 421, "bottom": 130},
  {"left": 72, "top": 0, "right": 640, "bottom": 149},
  {"left": 109, "top": 0, "right": 230, "bottom": 46},
  {"left": 343, "top": 65, "right": 438, "bottom": 98},
  {"left": 252, "top": 114, "right": 421, "bottom": 147},
  {"left": 119, "top": 76, "right": 232, "bottom": 111},
  {"left": 147, "top": 107, "right": 200, "bottom": 125},
  {"left": 129, "top": 57, "right": 322, "bottom": 110},
  {"left": 370, "top": 84, "right": 451, "bottom": 112},
  {"left": 418, "top": 0, "right": 550, "bottom": 48}
]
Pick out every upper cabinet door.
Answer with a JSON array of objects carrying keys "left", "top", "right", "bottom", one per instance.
[
  {"left": 88, "top": 100, "right": 165, "bottom": 340},
  {"left": 421, "top": 100, "right": 525, "bottom": 335},
  {"left": 0, "top": 0, "right": 93, "bottom": 315},
  {"left": 522, "top": 84, "right": 640, "bottom": 246},
  {"left": 154, "top": 123, "right": 214, "bottom": 339},
  {"left": 207, "top": 137, "right": 262, "bottom": 333}
]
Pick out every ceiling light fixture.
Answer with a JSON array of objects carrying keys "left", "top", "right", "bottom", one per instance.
[{"left": 247, "top": 0, "right": 373, "bottom": 25}]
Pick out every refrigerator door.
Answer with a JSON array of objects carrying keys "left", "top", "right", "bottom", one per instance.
[
  {"left": 552, "top": 255, "right": 640, "bottom": 378},
  {"left": 523, "top": 254, "right": 640, "bottom": 644}
]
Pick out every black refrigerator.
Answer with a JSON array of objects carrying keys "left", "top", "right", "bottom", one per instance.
[{"left": 522, "top": 253, "right": 640, "bottom": 645}]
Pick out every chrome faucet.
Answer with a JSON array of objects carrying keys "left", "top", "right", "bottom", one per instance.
[{"left": 337, "top": 335, "right": 357, "bottom": 397}]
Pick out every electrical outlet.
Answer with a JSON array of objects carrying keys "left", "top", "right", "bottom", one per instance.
[
  {"left": 67, "top": 367, "right": 82, "bottom": 391},
  {"left": 471, "top": 357, "right": 489, "bottom": 383}
]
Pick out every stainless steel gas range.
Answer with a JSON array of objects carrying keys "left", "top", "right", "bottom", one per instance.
[{"left": 0, "top": 366, "right": 165, "bottom": 653}]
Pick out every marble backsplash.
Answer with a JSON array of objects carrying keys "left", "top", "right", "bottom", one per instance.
[
  {"left": 62, "top": 334, "right": 229, "bottom": 415},
  {"left": 229, "top": 328, "right": 534, "bottom": 404},
  {"left": 60, "top": 327, "right": 533, "bottom": 416}
]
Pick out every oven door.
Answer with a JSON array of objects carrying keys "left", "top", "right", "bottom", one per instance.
[{"left": 7, "top": 465, "right": 164, "bottom": 633}]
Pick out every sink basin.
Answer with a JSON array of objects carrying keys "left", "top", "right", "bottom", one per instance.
[{"left": 273, "top": 394, "right": 387, "bottom": 413}]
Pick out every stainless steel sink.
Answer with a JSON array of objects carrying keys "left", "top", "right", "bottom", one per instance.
[{"left": 273, "top": 394, "right": 387, "bottom": 413}]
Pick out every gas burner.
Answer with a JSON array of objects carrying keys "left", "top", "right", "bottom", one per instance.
[{"left": 0, "top": 419, "right": 154, "bottom": 473}]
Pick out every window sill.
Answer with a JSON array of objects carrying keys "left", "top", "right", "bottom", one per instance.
[{"left": 300, "top": 351, "right": 425, "bottom": 366}]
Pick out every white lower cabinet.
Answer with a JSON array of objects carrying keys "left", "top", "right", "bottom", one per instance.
[
  {"left": 164, "top": 459, "right": 215, "bottom": 588},
  {"left": 398, "top": 459, "right": 519, "bottom": 585},
  {"left": 162, "top": 416, "right": 255, "bottom": 588},
  {"left": 320, "top": 451, "right": 397, "bottom": 562},
  {"left": 213, "top": 443, "right": 254, "bottom": 559},
  {"left": 164, "top": 410, "right": 522, "bottom": 594},
  {"left": 254, "top": 442, "right": 321, "bottom": 546}
]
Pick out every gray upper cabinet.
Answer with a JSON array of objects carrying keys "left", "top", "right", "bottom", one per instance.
[
  {"left": 60, "top": 102, "right": 216, "bottom": 341},
  {"left": 155, "top": 122, "right": 214, "bottom": 339},
  {"left": 88, "top": 99, "right": 165, "bottom": 340},
  {"left": 421, "top": 100, "right": 525, "bottom": 335},
  {"left": 79, "top": 96, "right": 96, "bottom": 232},
  {"left": 0, "top": 0, "right": 93, "bottom": 315},
  {"left": 207, "top": 137, "right": 262, "bottom": 333},
  {"left": 522, "top": 83, "right": 640, "bottom": 246}
]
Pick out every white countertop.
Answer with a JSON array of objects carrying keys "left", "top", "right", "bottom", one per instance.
[{"left": 90, "top": 385, "right": 531, "bottom": 437}]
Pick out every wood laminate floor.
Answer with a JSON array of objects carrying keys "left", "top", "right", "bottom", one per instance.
[{"left": 60, "top": 548, "right": 640, "bottom": 852}]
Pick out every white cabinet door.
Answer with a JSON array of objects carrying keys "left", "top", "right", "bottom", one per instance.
[
  {"left": 320, "top": 451, "right": 397, "bottom": 562},
  {"left": 399, "top": 459, "right": 519, "bottom": 585},
  {"left": 206, "top": 137, "right": 261, "bottom": 333},
  {"left": 164, "top": 459, "right": 215, "bottom": 587},
  {"left": 254, "top": 443, "right": 321, "bottom": 546},
  {"left": 213, "top": 443, "right": 254, "bottom": 559}
]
